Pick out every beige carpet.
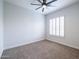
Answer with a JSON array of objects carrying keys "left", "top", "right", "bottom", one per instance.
[{"left": 1, "top": 40, "right": 79, "bottom": 59}]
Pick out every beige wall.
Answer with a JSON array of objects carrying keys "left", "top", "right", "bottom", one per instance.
[{"left": 45, "top": 2, "right": 79, "bottom": 49}]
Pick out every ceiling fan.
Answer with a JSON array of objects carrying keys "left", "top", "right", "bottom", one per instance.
[{"left": 31, "top": 0, "right": 57, "bottom": 12}]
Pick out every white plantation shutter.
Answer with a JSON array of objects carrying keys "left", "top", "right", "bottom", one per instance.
[
  {"left": 52, "top": 18, "right": 56, "bottom": 35},
  {"left": 49, "top": 19, "right": 53, "bottom": 35},
  {"left": 49, "top": 16, "right": 64, "bottom": 37},
  {"left": 56, "top": 17, "right": 60, "bottom": 36}
]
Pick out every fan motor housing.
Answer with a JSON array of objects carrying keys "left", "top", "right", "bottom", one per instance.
[{"left": 42, "top": 3, "right": 47, "bottom": 6}]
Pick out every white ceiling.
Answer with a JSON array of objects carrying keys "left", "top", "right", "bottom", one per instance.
[{"left": 5, "top": 0, "right": 79, "bottom": 15}]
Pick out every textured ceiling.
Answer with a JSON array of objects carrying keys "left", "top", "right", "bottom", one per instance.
[{"left": 4, "top": 0, "right": 79, "bottom": 15}]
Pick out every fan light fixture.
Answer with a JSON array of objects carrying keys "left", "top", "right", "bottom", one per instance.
[{"left": 42, "top": 5, "right": 46, "bottom": 8}]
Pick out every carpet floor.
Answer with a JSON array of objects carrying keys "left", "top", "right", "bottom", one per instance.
[{"left": 1, "top": 40, "right": 79, "bottom": 59}]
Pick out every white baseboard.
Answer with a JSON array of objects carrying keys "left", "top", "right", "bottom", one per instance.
[
  {"left": 4, "top": 37, "right": 45, "bottom": 50},
  {"left": 47, "top": 39, "right": 79, "bottom": 50}
]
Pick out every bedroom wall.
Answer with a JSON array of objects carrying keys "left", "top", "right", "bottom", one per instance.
[
  {"left": 0, "top": 0, "right": 3, "bottom": 57},
  {"left": 4, "top": 1, "right": 45, "bottom": 49},
  {"left": 45, "top": 2, "right": 79, "bottom": 49}
]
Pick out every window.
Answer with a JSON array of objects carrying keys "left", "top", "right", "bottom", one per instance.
[
  {"left": 49, "top": 19, "right": 53, "bottom": 35},
  {"left": 49, "top": 16, "right": 64, "bottom": 37}
]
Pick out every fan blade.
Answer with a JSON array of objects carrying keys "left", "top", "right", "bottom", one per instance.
[
  {"left": 42, "top": 8, "right": 44, "bottom": 12},
  {"left": 47, "top": 5, "right": 56, "bottom": 7},
  {"left": 35, "top": 6, "right": 42, "bottom": 10},
  {"left": 31, "top": 3, "right": 41, "bottom": 6},
  {"left": 47, "top": 0, "right": 57, "bottom": 5},
  {"left": 37, "top": 0, "right": 42, "bottom": 3}
]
